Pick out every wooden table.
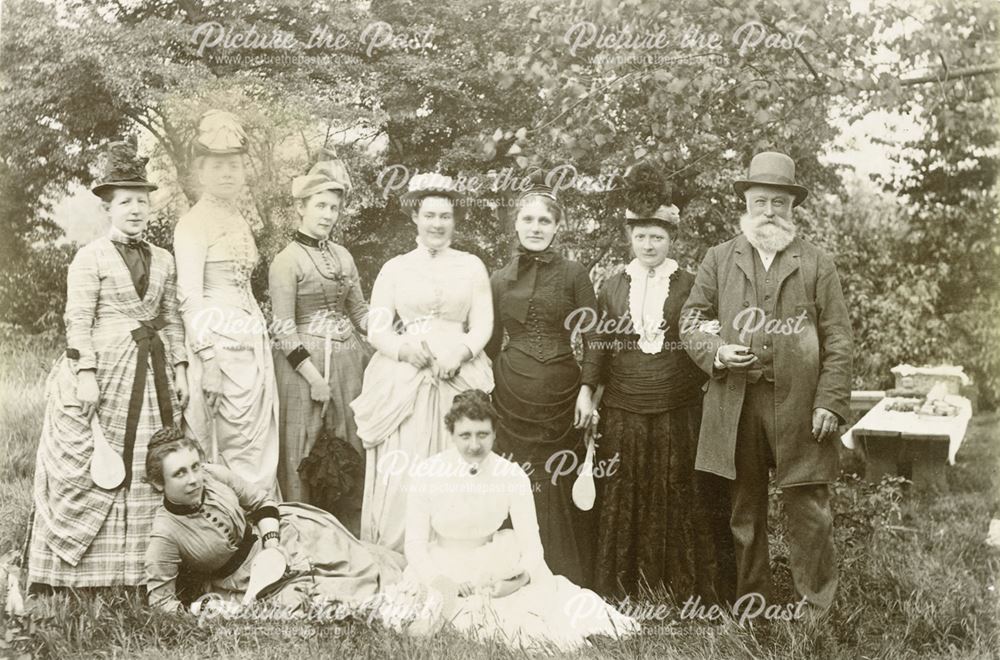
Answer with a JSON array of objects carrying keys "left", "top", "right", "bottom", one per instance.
[{"left": 840, "top": 396, "right": 973, "bottom": 490}]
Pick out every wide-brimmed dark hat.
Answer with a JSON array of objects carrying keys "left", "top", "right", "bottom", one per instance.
[
  {"left": 733, "top": 151, "right": 809, "bottom": 207},
  {"left": 400, "top": 172, "right": 463, "bottom": 209},
  {"left": 192, "top": 109, "right": 248, "bottom": 156},
  {"left": 91, "top": 140, "right": 158, "bottom": 198}
]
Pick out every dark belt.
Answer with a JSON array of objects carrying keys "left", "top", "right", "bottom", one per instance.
[
  {"left": 210, "top": 524, "right": 257, "bottom": 581},
  {"left": 123, "top": 316, "right": 174, "bottom": 489}
]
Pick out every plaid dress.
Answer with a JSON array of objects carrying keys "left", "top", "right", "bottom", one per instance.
[
  {"left": 268, "top": 236, "right": 370, "bottom": 513},
  {"left": 28, "top": 234, "right": 186, "bottom": 587}
]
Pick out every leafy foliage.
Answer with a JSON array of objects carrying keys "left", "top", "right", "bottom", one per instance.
[{"left": 0, "top": 0, "right": 996, "bottom": 401}]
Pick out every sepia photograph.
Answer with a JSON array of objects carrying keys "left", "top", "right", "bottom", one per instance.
[{"left": 0, "top": 0, "right": 997, "bottom": 657}]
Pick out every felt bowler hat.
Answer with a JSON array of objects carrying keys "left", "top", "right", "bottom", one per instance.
[
  {"left": 733, "top": 151, "right": 809, "bottom": 207},
  {"left": 91, "top": 140, "right": 158, "bottom": 198}
]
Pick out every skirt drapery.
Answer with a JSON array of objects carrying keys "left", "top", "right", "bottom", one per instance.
[
  {"left": 491, "top": 349, "right": 594, "bottom": 588},
  {"left": 183, "top": 305, "right": 280, "bottom": 496},
  {"left": 351, "top": 351, "right": 494, "bottom": 553}
]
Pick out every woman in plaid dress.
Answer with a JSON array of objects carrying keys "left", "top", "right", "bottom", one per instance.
[{"left": 28, "top": 141, "right": 189, "bottom": 588}]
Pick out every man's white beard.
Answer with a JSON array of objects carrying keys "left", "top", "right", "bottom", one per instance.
[{"left": 740, "top": 212, "right": 796, "bottom": 253}]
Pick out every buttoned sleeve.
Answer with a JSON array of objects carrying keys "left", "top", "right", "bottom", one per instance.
[
  {"left": 508, "top": 467, "right": 553, "bottom": 586},
  {"left": 63, "top": 245, "right": 101, "bottom": 373},
  {"left": 173, "top": 215, "right": 216, "bottom": 360},
  {"left": 145, "top": 522, "right": 184, "bottom": 613},
  {"left": 484, "top": 271, "right": 505, "bottom": 360},
  {"left": 268, "top": 248, "right": 310, "bottom": 368},
  {"left": 403, "top": 473, "right": 438, "bottom": 585},
  {"left": 570, "top": 261, "right": 600, "bottom": 388},
  {"left": 202, "top": 463, "right": 278, "bottom": 521},
  {"left": 160, "top": 255, "right": 189, "bottom": 368},
  {"left": 584, "top": 277, "right": 613, "bottom": 388},
  {"left": 338, "top": 246, "right": 369, "bottom": 334},
  {"left": 367, "top": 258, "right": 406, "bottom": 360}
]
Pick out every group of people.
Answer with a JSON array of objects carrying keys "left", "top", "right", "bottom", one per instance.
[{"left": 26, "top": 108, "right": 853, "bottom": 651}]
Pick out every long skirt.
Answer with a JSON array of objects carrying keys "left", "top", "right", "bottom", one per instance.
[
  {"left": 273, "top": 331, "right": 370, "bottom": 534},
  {"left": 194, "top": 502, "right": 405, "bottom": 610},
  {"left": 183, "top": 305, "right": 280, "bottom": 496},
  {"left": 350, "top": 351, "right": 494, "bottom": 553},
  {"left": 378, "top": 530, "right": 638, "bottom": 653},
  {"left": 29, "top": 352, "right": 177, "bottom": 587},
  {"left": 491, "top": 349, "right": 594, "bottom": 587},
  {"left": 593, "top": 404, "right": 736, "bottom": 603}
]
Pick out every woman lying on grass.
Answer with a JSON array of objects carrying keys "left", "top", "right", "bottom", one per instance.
[{"left": 143, "top": 427, "right": 403, "bottom": 613}]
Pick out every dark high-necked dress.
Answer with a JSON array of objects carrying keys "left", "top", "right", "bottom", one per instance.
[
  {"left": 486, "top": 247, "right": 599, "bottom": 588},
  {"left": 589, "top": 260, "right": 735, "bottom": 602}
]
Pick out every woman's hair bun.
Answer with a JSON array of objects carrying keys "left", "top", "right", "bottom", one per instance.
[
  {"left": 453, "top": 389, "right": 490, "bottom": 406},
  {"left": 148, "top": 425, "right": 186, "bottom": 452},
  {"left": 445, "top": 389, "right": 498, "bottom": 433}
]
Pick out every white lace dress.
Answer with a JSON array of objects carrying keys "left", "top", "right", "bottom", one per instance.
[{"left": 381, "top": 448, "right": 638, "bottom": 652}]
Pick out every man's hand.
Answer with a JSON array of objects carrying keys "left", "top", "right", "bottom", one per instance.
[
  {"left": 717, "top": 344, "right": 758, "bottom": 371},
  {"left": 812, "top": 407, "right": 840, "bottom": 443}
]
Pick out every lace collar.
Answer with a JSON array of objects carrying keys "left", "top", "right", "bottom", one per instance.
[{"left": 624, "top": 257, "right": 679, "bottom": 354}]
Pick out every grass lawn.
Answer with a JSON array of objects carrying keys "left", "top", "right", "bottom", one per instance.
[{"left": 1, "top": 328, "right": 997, "bottom": 659}]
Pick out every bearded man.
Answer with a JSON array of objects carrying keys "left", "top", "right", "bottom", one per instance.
[{"left": 680, "top": 151, "right": 853, "bottom": 614}]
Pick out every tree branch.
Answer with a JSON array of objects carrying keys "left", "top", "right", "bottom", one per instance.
[{"left": 899, "top": 63, "right": 1000, "bottom": 86}]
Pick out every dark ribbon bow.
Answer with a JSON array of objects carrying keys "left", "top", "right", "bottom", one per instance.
[
  {"left": 122, "top": 315, "right": 174, "bottom": 489},
  {"left": 503, "top": 244, "right": 558, "bottom": 324}
]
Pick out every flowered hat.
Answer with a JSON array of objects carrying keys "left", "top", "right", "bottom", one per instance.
[
  {"left": 192, "top": 110, "right": 248, "bottom": 156},
  {"left": 91, "top": 139, "right": 158, "bottom": 198},
  {"left": 291, "top": 147, "right": 352, "bottom": 201},
  {"left": 622, "top": 161, "right": 679, "bottom": 227}
]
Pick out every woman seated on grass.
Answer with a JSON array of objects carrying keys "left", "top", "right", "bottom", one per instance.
[
  {"left": 384, "top": 389, "right": 639, "bottom": 652},
  {"left": 143, "top": 427, "right": 403, "bottom": 613}
]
